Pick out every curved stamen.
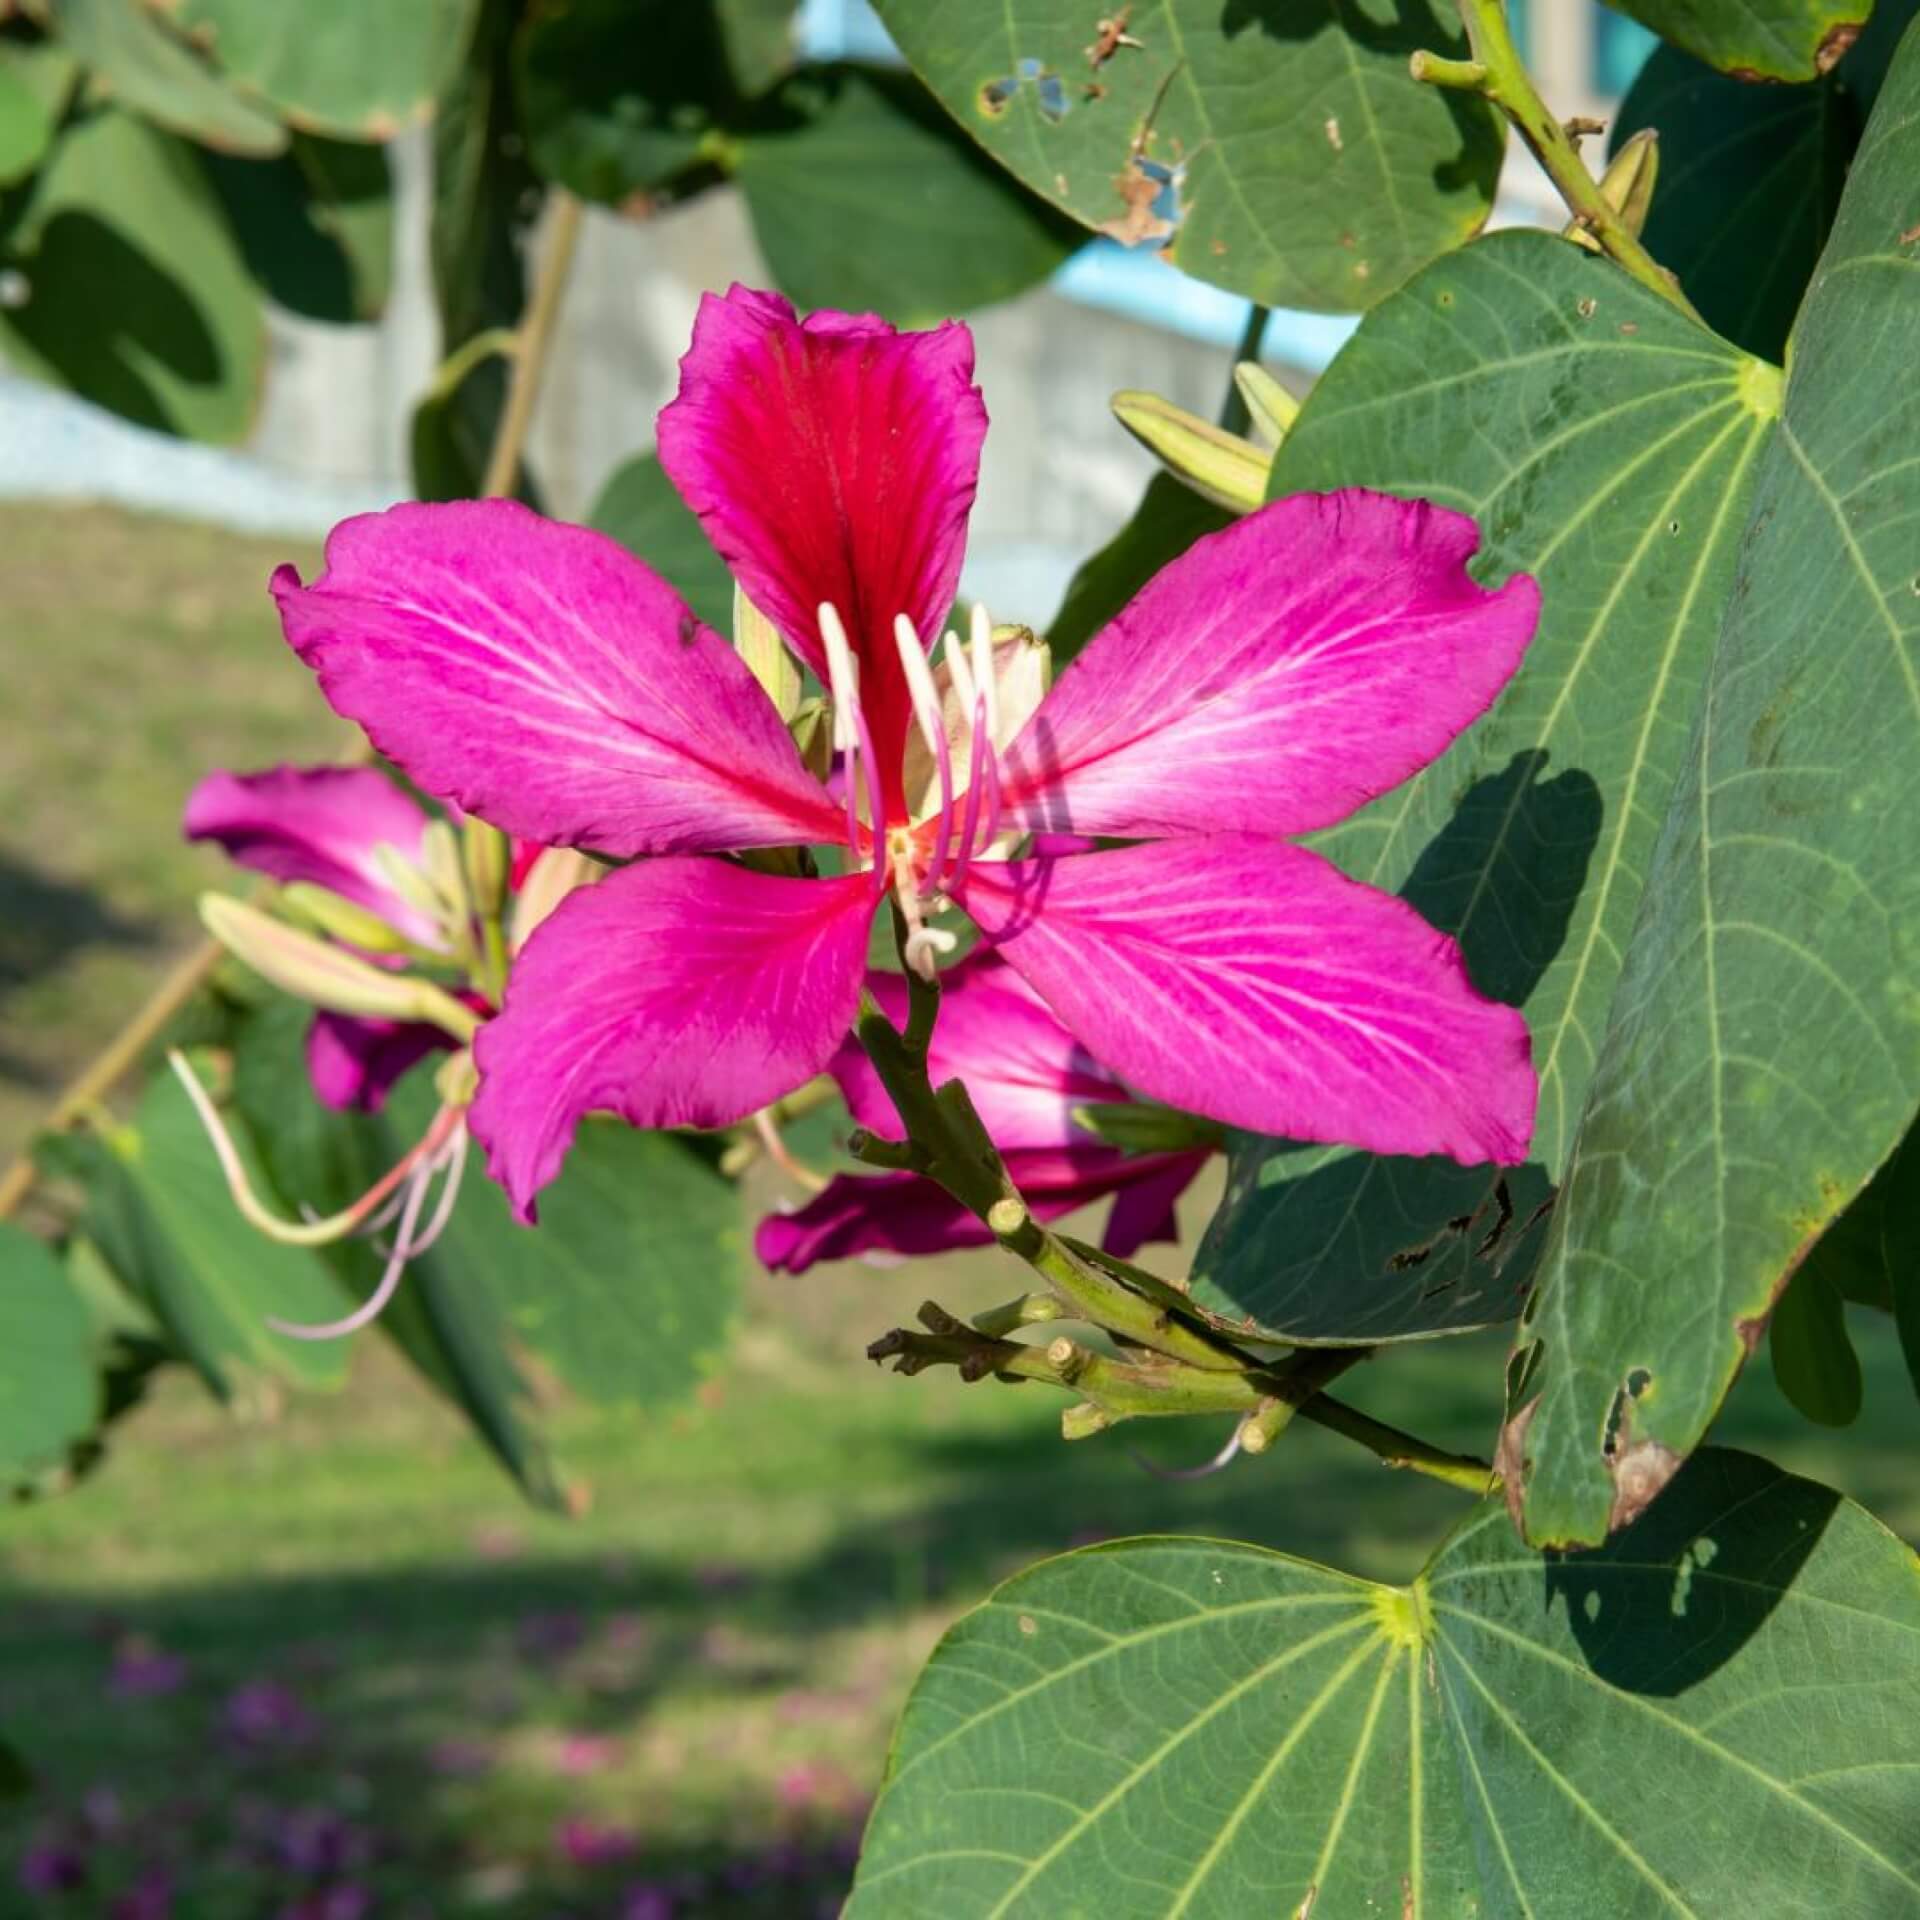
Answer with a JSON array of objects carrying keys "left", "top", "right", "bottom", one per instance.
[
  {"left": 969, "top": 603, "right": 999, "bottom": 746},
  {"left": 1129, "top": 1423, "right": 1245, "bottom": 1482},
  {"left": 268, "top": 1145, "right": 436, "bottom": 1340},
  {"left": 947, "top": 701, "right": 992, "bottom": 894},
  {"left": 818, "top": 602, "right": 865, "bottom": 868},
  {"left": 894, "top": 613, "right": 955, "bottom": 894},
  {"left": 168, "top": 1050, "right": 459, "bottom": 1247},
  {"left": 942, "top": 627, "right": 978, "bottom": 732},
  {"left": 399, "top": 1122, "right": 468, "bottom": 1260}
]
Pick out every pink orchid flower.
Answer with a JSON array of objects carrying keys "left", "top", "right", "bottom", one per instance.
[
  {"left": 758, "top": 953, "right": 1214, "bottom": 1274},
  {"left": 271, "top": 286, "right": 1541, "bottom": 1221}
]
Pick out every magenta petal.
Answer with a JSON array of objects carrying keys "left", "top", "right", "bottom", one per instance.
[
  {"left": 754, "top": 1147, "right": 1157, "bottom": 1275},
  {"left": 960, "top": 837, "right": 1537, "bottom": 1167},
  {"left": 274, "top": 499, "right": 843, "bottom": 858},
  {"left": 656, "top": 286, "right": 986, "bottom": 817},
  {"left": 833, "top": 953, "right": 1136, "bottom": 1153},
  {"left": 1101, "top": 1152, "right": 1209, "bottom": 1259},
  {"left": 305, "top": 1011, "right": 456, "bottom": 1113},
  {"left": 184, "top": 765, "right": 435, "bottom": 941},
  {"left": 755, "top": 1169, "right": 994, "bottom": 1272},
  {"left": 1000, "top": 492, "right": 1540, "bottom": 840},
  {"left": 470, "top": 859, "right": 874, "bottom": 1218}
]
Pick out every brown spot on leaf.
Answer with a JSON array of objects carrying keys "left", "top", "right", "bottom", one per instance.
[
  {"left": 1324, "top": 115, "right": 1343, "bottom": 151},
  {"left": 1900, "top": 221, "right": 1920, "bottom": 246},
  {"left": 1816, "top": 19, "right": 1862, "bottom": 71},
  {"left": 1495, "top": 1396, "right": 1536, "bottom": 1534},
  {"left": 1098, "top": 160, "right": 1176, "bottom": 246},
  {"left": 1608, "top": 1436, "right": 1680, "bottom": 1531},
  {"left": 1017, "top": 1613, "right": 1038, "bottom": 1636},
  {"left": 1577, "top": 296, "right": 1597, "bottom": 319}
]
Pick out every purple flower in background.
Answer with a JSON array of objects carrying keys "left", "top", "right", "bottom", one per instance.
[
  {"left": 758, "top": 953, "right": 1215, "bottom": 1273},
  {"left": 108, "top": 1638, "right": 188, "bottom": 1700},
  {"left": 19, "top": 1842, "right": 88, "bottom": 1896},
  {"left": 554, "top": 1817, "right": 638, "bottom": 1867},
  {"left": 620, "top": 1887, "right": 676, "bottom": 1920},
  {"left": 269, "top": 286, "right": 1541, "bottom": 1224},
  {"left": 222, "top": 1680, "right": 317, "bottom": 1750},
  {"left": 109, "top": 1868, "right": 174, "bottom": 1920}
]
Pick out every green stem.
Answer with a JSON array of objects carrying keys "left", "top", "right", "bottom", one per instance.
[
  {"left": 1218, "top": 303, "right": 1272, "bottom": 434},
  {"left": 1411, "top": 0, "right": 1699, "bottom": 320},
  {"left": 1295, "top": 1394, "right": 1496, "bottom": 1495}
]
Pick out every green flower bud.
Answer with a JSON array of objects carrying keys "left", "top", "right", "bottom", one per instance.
[
  {"left": 1232, "top": 361, "right": 1301, "bottom": 450},
  {"left": 1110, "top": 390, "right": 1272, "bottom": 515}
]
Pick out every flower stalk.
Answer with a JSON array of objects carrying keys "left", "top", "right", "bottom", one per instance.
[
  {"left": 1410, "top": 0, "right": 1700, "bottom": 320},
  {"left": 854, "top": 906, "right": 1498, "bottom": 1494}
]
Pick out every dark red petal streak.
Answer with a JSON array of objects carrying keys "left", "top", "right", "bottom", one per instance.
[{"left": 657, "top": 286, "right": 986, "bottom": 820}]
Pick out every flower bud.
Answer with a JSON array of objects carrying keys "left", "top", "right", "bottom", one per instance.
[
  {"left": 1566, "top": 129, "right": 1658, "bottom": 252},
  {"left": 462, "top": 818, "right": 511, "bottom": 921},
  {"left": 509, "top": 847, "right": 600, "bottom": 953},
  {"left": 278, "top": 882, "right": 419, "bottom": 956},
  {"left": 735, "top": 582, "right": 803, "bottom": 721},
  {"left": 199, "top": 893, "right": 480, "bottom": 1040},
  {"left": 1110, "top": 390, "right": 1271, "bottom": 514},
  {"left": 1232, "top": 362, "right": 1300, "bottom": 450},
  {"left": 1071, "top": 1101, "right": 1225, "bottom": 1154}
]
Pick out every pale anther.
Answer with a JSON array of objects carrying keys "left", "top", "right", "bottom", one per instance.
[
  {"left": 943, "top": 626, "right": 978, "bottom": 722},
  {"left": 818, "top": 602, "right": 860, "bottom": 751},
  {"left": 892, "top": 614, "right": 947, "bottom": 759}
]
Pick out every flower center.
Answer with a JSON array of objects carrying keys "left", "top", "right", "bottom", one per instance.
[{"left": 816, "top": 600, "right": 1008, "bottom": 981}]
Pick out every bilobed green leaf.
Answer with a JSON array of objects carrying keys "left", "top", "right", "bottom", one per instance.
[
  {"left": 855, "top": 1451, "right": 1920, "bottom": 1918},
  {"left": 202, "top": 134, "right": 393, "bottom": 323},
  {"left": 0, "top": 41, "right": 76, "bottom": 185},
  {"left": 162, "top": 0, "right": 479, "bottom": 137},
  {"left": 0, "top": 1224, "right": 100, "bottom": 1485},
  {"left": 1602, "top": 0, "right": 1868, "bottom": 82},
  {"left": 56, "top": 1067, "right": 350, "bottom": 1404},
  {"left": 588, "top": 450, "right": 734, "bottom": 633},
  {"left": 54, "top": 0, "right": 286, "bottom": 153},
  {"left": 516, "top": 0, "right": 736, "bottom": 204},
  {"left": 0, "top": 108, "right": 265, "bottom": 441},
  {"left": 1046, "top": 472, "right": 1231, "bottom": 669},
  {"left": 735, "top": 64, "right": 1080, "bottom": 324},
  {"left": 871, "top": 0, "right": 1504, "bottom": 312},
  {"left": 1511, "top": 22, "right": 1920, "bottom": 1547},
  {"left": 1191, "top": 229, "right": 1775, "bottom": 1345},
  {"left": 1614, "top": 44, "right": 1858, "bottom": 362}
]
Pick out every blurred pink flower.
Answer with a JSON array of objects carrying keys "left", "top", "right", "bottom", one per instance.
[{"left": 555, "top": 1817, "right": 638, "bottom": 1867}]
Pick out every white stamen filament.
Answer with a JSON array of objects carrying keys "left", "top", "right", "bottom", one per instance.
[
  {"left": 894, "top": 613, "right": 956, "bottom": 893},
  {"left": 271, "top": 1147, "right": 436, "bottom": 1340},
  {"left": 819, "top": 601, "right": 880, "bottom": 874},
  {"left": 942, "top": 626, "right": 977, "bottom": 721},
  {"left": 277, "top": 1122, "right": 468, "bottom": 1339},
  {"left": 818, "top": 601, "right": 860, "bottom": 751},
  {"left": 168, "top": 1049, "right": 456, "bottom": 1248},
  {"left": 968, "top": 603, "right": 998, "bottom": 746},
  {"left": 894, "top": 837, "right": 959, "bottom": 982}
]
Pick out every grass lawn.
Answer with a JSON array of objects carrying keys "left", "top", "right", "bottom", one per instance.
[{"left": 2, "top": 505, "right": 1915, "bottom": 1919}]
